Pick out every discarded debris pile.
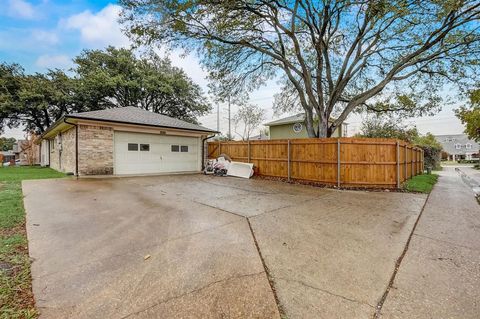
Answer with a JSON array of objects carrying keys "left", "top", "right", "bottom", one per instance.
[{"left": 204, "top": 154, "right": 253, "bottom": 179}]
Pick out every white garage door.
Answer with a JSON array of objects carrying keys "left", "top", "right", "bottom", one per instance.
[{"left": 114, "top": 131, "right": 200, "bottom": 175}]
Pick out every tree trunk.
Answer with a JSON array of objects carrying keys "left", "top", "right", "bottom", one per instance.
[
  {"left": 304, "top": 108, "right": 316, "bottom": 138},
  {"left": 318, "top": 114, "right": 328, "bottom": 138}
]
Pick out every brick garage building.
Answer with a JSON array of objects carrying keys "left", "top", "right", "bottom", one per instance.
[{"left": 40, "top": 107, "right": 216, "bottom": 176}]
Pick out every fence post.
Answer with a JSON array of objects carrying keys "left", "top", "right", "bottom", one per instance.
[
  {"left": 404, "top": 144, "right": 407, "bottom": 181},
  {"left": 418, "top": 149, "right": 420, "bottom": 174},
  {"left": 247, "top": 140, "right": 251, "bottom": 163},
  {"left": 219, "top": 141, "right": 222, "bottom": 157},
  {"left": 396, "top": 141, "right": 400, "bottom": 188},
  {"left": 415, "top": 149, "right": 417, "bottom": 174},
  {"left": 415, "top": 149, "right": 418, "bottom": 175},
  {"left": 411, "top": 147, "right": 414, "bottom": 177},
  {"left": 287, "top": 140, "right": 291, "bottom": 181},
  {"left": 337, "top": 139, "right": 341, "bottom": 188},
  {"left": 422, "top": 150, "right": 424, "bottom": 172}
]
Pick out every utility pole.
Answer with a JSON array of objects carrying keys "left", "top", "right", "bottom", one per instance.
[
  {"left": 228, "top": 95, "right": 231, "bottom": 140},
  {"left": 216, "top": 103, "right": 220, "bottom": 132}
]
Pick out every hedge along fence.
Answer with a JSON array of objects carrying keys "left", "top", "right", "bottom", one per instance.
[{"left": 207, "top": 137, "right": 424, "bottom": 188}]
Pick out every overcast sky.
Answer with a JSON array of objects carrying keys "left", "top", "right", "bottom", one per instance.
[{"left": 0, "top": 0, "right": 467, "bottom": 139}]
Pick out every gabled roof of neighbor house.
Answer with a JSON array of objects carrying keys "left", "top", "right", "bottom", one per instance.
[
  {"left": 434, "top": 134, "right": 479, "bottom": 154},
  {"left": 264, "top": 113, "right": 348, "bottom": 126},
  {"left": 43, "top": 107, "right": 217, "bottom": 138}
]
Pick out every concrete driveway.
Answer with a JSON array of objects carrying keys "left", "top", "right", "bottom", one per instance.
[{"left": 23, "top": 174, "right": 426, "bottom": 318}]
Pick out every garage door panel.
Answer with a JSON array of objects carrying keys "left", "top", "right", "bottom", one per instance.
[{"left": 114, "top": 131, "right": 199, "bottom": 175}]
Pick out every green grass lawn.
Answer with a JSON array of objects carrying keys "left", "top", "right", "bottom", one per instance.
[
  {"left": 0, "top": 166, "right": 65, "bottom": 319},
  {"left": 403, "top": 173, "right": 439, "bottom": 193}
]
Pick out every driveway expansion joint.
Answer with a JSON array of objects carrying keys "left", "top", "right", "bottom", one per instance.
[
  {"left": 276, "top": 277, "right": 375, "bottom": 308},
  {"left": 35, "top": 219, "right": 243, "bottom": 279},
  {"left": 191, "top": 199, "right": 247, "bottom": 218},
  {"left": 413, "top": 233, "right": 480, "bottom": 252},
  {"left": 118, "top": 271, "right": 266, "bottom": 319},
  {"left": 246, "top": 217, "right": 286, "bottom": 318}
]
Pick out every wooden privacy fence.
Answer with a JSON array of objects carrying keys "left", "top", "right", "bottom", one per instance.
[{"left": 207, "top": 137, "right": 424, "bottom": 188}]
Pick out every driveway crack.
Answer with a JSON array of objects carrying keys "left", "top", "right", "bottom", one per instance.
[
  {"left": 373, "top": 188, "right": 433, "bottom": 318},
  {"left": 119, "top": 271, "right": 265, "bottom": 319},
  {"left": 246, "top": 218, "right": 286, "bottom": 318},
  {"left": 413, "top": 233, "right": 480, "bottom": 252}
]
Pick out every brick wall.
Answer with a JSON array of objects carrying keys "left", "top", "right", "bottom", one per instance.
[
  {"left": 61, "top": 128, "right": 76, "bottom": 173},
  {"left": 78, "top": 124, "right": 114, "bottom": 175},
  {"left": 49, "top": 128, "right": 76, "bottom": 174}
]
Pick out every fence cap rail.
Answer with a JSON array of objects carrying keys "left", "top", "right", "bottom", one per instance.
[{"left": 209, "top": 137, "right": 421, "bottom": 148}]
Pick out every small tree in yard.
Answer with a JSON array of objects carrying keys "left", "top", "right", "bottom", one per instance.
[
  {"left": 357, "top": 116, "right": 442, "bottom": 169},
  {"left": 234, "top": 103, "right": 265, "bottom": 141},
  {"left": 357, "top": 116, "right": 419, "bottom": 142},
  {"left": 21, "top": 132, "right": 40, "bottom": 166},
  {"left": 121, "top": 1, "right": 480, "bottom": 138}
]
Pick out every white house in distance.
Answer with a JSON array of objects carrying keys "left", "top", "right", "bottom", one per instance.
[{"left": 435, "top": 134, "right": 479, "bottom": 161}]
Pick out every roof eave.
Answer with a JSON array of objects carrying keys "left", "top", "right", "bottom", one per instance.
[{"left": 66, "top": 115, "right": 218, "bottom": 134}]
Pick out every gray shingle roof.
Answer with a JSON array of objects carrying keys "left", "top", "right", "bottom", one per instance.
[
  {"left": 67, "top": 107, "right": 216, "bottom": 133},
  {"left": 434, "top": 134, "right": 479, "bottom": 155}
]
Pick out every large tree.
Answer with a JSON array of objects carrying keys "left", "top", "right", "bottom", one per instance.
[
  {"left": 0, "top": 47, "right": 211, "bottom": 134},
  {"left": 121, "top": 0, "right": 480, "bottom": 137},
  {"left": 74, "top": 47, "right": 211, "bottom": 123},
  {"left": 0, "top": 64, "right": 76, "bottom": 134}
]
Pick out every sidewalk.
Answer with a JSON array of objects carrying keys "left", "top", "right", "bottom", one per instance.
[{"left": 379, "top": 167, "right": 480, "bottom": 318}]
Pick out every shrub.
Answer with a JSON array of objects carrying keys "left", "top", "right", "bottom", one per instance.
[{"left": 413, "top": 133, "right": 443, "bottom": 170}]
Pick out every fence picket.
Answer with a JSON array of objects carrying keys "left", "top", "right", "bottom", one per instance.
[{"left": 208, "top": 138, "right": 423, "bottom": 188}]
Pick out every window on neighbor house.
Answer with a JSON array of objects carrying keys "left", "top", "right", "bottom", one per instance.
[
  {"left": 128, "top": 143, "right": 138, "bottom": 151},
  {"left": 171, "top": 145, "right": 179, "bottom": 152},
  {"left": 181, "top": 145, "right": 189, "bottom": 152},
  {"left": 466, "top": 143, "right": 472, "bottom": 150},
  {"left": 455, "top": 143, "right": 461, "bottom": 150},
  {"left": 140, "top": 144, "right": 150, "bottom": 151}
]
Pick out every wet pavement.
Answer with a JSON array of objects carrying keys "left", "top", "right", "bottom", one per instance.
[
  {"left": 24, "top": 174, "right": 429, "bottom": 318},
  {"left": 379, "top": 167, "right": 480, "bottom": 318},
  {"left": 455, "top": 166, "right": 480, "bottom": 198}
]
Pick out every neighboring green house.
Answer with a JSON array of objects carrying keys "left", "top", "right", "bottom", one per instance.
[{"left": 265, "top": 113, "right": 347, "bottom": 139}]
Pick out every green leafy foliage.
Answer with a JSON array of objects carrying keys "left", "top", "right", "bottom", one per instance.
[
  {"left": 455, "top": 89, "right": 480, "bottom": 142},
  {"left": 0, "top": 137, "right": 16, "bottom": 151},
  {"left": 356, "top": 116, "right": 419, "bottom": 142},
  {"left": 0, "top": 47, "right": 211, "bottom": 134},
  {"left": 413, "top": 133, "right": 443, "bottom": 170},
  {"left": 357, "top": 116, "right": 442, "bottom": 169}
]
